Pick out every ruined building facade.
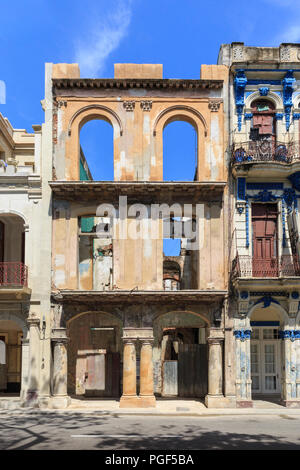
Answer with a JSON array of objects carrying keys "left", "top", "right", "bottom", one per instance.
[{"left": 0, "top": 43, "right": 300, "bottom": 409}]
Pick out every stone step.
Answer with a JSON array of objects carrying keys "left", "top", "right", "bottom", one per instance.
[{"left": 0, "top": 399, "right": 21, "bottom": 410}]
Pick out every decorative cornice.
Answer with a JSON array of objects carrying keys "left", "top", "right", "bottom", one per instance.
[
  {"left": 53, "top": 78, "right": 224, "bottom": 91},
  {"left": 49, "top": 180, "right": 226, "bottom": 203},
  {"left": 51, "top": 289, "right": 227, "bottom": 304}
]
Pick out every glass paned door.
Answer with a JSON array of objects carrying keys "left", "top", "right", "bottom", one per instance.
[
  {"left": 251, "top": 342, "right": 260, "bottom": 392},
  {"left": 263, "top": 342, "right": 279, "bottom": 393},
  {"left": 250, "top": 327, "right": 280, "bottom": 394}
]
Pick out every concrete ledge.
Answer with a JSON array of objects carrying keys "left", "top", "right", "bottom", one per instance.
[
  {"left": 49, "top": 396, "right": 71, "bottom": 409},
  {"left": 281, "top": 400, "right": 300, "bottom": 408},
  {"left": 205, "top": 395, "right": 237, "bottom": 408},
  {"left": 120, "top": 395, "right": 156, "bottom": 408},
  {"left": 237, "top": 400, "right": 253, "bottom": 408}
]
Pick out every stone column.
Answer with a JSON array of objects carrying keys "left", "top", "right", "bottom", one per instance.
[
  {"left": 281, "top": 331, "right": 300, "bottom": 408},
  {"left": 51, "top": 327, "right": 70, "bottom": 409},
  {"left": 20, "top": 338, "right": 29, "bottom": 403},
  {"left": 233, "top": 328, "right": 252, "bottom": 408},
  {"left": 139, "top": 338, "right": 156, "bottom": 407},
  {"left": 205, "top": 328, "right": 226, "bottom": 408},
  {"left": 25, "top": 315, "right": 40, "bottom": 407},
  {"left": 119, "top": 338, "right": 138, "bottom": 407}
]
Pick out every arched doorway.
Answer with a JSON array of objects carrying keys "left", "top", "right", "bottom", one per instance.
[
  {"left": 67, "top": 312, "right": 122, "bottom": 398},
  {"left": 250, "top": 306, "right": 283, "bottom": 398},
  {"left": 248, "top": 302, "right": 289, "bottom": 402},
  {"left": 153, "top": 311, "right": 209, "bottom": 399}
]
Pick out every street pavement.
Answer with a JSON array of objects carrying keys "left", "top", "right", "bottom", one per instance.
[{"left": 1, "top": 410, "right": 300, "bottom": 450}]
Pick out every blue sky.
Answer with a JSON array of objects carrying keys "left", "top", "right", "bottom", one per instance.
[
  {"left": 1, "top": 0, "right": 299, "bottom": 255},
  {"left": 1, "top": 0, "right": 299, "bottom": 131}
]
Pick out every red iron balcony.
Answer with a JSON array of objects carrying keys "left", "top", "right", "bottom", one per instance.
[
  {"left": 231, "top": 141, "right": 299, "bottom": 165},
  {"left": 0, "top": 262, "right": 28, "bottom": 287},
  {"left": 232, "top": 254, "right": 300, "bottom": 278}
]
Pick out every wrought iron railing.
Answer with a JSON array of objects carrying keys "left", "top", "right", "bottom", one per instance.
[
  {"left": 0, "top": 262, "right": 28, "bottom": 287},
  {"left": 231, "top": 141, "right": 299, "bottom": 165},
  {"left": 232, "top": 254, "right": 300, "bottom": 278}
]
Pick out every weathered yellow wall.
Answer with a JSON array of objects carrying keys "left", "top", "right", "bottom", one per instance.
[{"left": 51, "top": 63, "right": 229, "bottom": 292}]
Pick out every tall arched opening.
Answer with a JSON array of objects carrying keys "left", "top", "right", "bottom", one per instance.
[
  {"left": 67, "top": 311, "right": 122, "bottom": 398},
  {"left": 153, "top": 311, "right": 209, "bottom": 399}
]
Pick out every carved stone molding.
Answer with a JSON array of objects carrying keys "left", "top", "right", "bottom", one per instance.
[
  {"left": 232, "top": 45, "right": 244, "bottom": 61},
  {"left": 280, "top": 46, "right": 291, "bottom": 62},
  {"left": 57, "top": 100, "right": 67, "bottom": 108},
  {"left": 208, "top": 100, "right": 222, "bottom": 112},
  {"left": 123, "top": 101, "right": 135, "bottom": 112},
  {"left": 140, "top": 100, "right": 152, "bottom": 112}
]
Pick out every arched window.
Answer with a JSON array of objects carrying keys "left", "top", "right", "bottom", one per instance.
[
  {"left": 163, "top": 260, "right": 181, "bottom": 291},
  {"left": 163, "top": 121, "right": 197, "bottom": 181},
  {"left": 79, "top": 120, "right": 114, "bottom": 181}
]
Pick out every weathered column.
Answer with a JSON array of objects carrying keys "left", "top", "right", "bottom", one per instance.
[
  {"left": 119, "top": 338, "right": 138, "bottom": 407},
  {"left": 205, "top": 328, "right": 226, "bottom": 408},
  {"left": 51, "top": 327, "right": 71, "bottom": 409},
  {"left": 139, "top": 338, "right": 156, "bottom": 407},
  {"left": 281, "top": 330, "right": 300, "bottom": 408},
  {"left": 20, "top": 338, "right": 29, "bottom": 403},
  {"left": 234, "top": 328, "right": 252, "bottom": 408},
  {"left": 25, "top": 314, "right": 40, "bottom": 407}
]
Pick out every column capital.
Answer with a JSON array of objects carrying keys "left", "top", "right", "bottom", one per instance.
[
  {"left": 139, "top": 337, "right": 154, "bottom": 345},
  {"left": 122, "top": 336, "right": 138, "bottom": 344},
  {"left": 207, "top": 327, "right": 224, "bottom": 344},
  {"left": 51, "top": 327, "right": 68, "bottom": 343},
  {"left": 27, "top": 314, "right": 40, "bottom": 326}
]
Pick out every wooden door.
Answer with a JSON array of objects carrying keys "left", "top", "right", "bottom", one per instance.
[
  {"left": 178, "top": 344, "right": 208, "bottom": 398},
  {"left": 252, "top": 204, "right": 278, "bottom": 277}
]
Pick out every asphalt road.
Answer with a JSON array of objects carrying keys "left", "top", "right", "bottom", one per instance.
[{"left": 1, "top": 410, "right": 300, "bottom": 450}]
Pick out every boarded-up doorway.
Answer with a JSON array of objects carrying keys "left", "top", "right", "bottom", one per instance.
[
  {"left": 178, "top": 344, "right": 208, "bottom": 397},
  {"left": 68, "top": 312, "right": 121, "bottom": 398},
  {"left": 161, "top": 327, "right": 208, "bottom": 398}
]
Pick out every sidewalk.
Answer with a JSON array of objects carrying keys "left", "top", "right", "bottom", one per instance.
[
  {"left": 60, "top": 397, "right": 300, "bottom": 416},
  {"left": 1, "top": 396, "right": 300, "bottom": 416}
]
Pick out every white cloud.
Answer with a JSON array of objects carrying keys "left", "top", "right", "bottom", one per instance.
[
  {"left": 263, "top": 0, "right": 300, "bottom": 44},
  {"left": 74, "top": 1, "right": 132, "bottom": 77}
]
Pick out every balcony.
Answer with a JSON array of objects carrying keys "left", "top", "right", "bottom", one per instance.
[
  {"left": 231, "top": 141, "right": 299, "bottom": 165},
  {"left": 232, "top": 254, "right": 300, "bottom": 279},
  {"left": 0, "top": 262, "right": 28, "bottom": 287}
]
